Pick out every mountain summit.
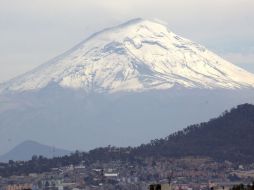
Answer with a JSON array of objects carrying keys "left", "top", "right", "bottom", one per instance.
[
  {"left": 1, "top": 18, "right": 254, "bottom": 94},
  {"left": 0, "top": 140, "right": 71, "bottom": 162},
  {"left": 0, "top": 19, "right": 254, "bottom": 154}
]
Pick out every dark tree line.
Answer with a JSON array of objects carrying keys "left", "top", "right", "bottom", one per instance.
[
  {"left": 231, "top": 182, "right": 254, "bottom": 190},
  {"left": 1, "top": 104, "right": 254, "bottom": 177},
  {"left": 132, "top": 104, "right": 254, "bottom": 163}
]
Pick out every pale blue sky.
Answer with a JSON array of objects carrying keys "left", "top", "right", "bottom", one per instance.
[{"left": 0, "top": 0, "right": 254, "bottom": 83}]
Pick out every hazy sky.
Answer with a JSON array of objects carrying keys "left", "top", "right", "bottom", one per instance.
[{"left": 0, "top": 0, "right": 254, "bottom": 83}]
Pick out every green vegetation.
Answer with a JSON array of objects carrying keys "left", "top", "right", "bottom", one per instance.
[
  {"left": 1, "top": 104, "right": 254, "bottom": 177},
  {"left": 134, "top": 104, "right": 254, "bottom": 163},
  {"left": 231, "top": 182, "right": 254, "bottom": 190}
]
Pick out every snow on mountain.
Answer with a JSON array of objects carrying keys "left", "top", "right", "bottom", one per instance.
[
  {"left": 1, "top": 18, "right": 254, "bottom": 155},
  {"left": 1, "top": 18, "right": 254, "bottom": 94}
]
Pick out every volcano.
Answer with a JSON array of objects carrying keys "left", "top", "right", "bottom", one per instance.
[{"left": 0, "top": 18, "right": 254, "bottom": 156}]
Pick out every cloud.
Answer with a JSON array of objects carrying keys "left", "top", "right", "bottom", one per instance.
[
  {"left": 223, "top": 52, "right": 254, "bottom": 66},
  {"left": 222, "top": 51, "right": 254, "bottom": 74},
  {"left": 224, "top": 52, "right": 254, "bottom": 65},
  {"left": 0, "top": 0, "right": 254, "bottom": 82}
]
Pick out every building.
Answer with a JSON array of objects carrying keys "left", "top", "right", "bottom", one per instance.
[
  {"left": 149, "top": 183, "right": 171, "bottom": 190},
  {"left": 4, "top": 184, "right": 32, "bottom": 190}
]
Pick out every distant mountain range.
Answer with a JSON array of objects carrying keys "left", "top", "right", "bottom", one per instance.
[
  {"left": 0, "top": 140, "right": 71, "bottom": 162},
  {"left": 0, "top": 18, "right": 254, "bottom": 154},
  {"left": 1, "top": 104, "right": 254, "bottom": 177},
  {"left": 2, "top": 104, "right": 254, "bottom": 164}
]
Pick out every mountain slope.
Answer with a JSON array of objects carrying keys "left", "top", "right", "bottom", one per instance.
[
  {"left": 1, "top": 18, "right": 254, "bottom": 94},
  {"left": 0, "top": 140, "right": 71, "bottom": 162},
  {"left": 132, "top": 104, "right": 254, "bottom": 163},
  {"left": 1, "top": 104, "right": 254, "bottom": 178},
  {"left": 0, "top": 18, "right": 254, "bottom": 155}
]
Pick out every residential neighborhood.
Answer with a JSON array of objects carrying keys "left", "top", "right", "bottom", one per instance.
[{"left": 1, "top": 157, "right": 254, "bottom": 190}]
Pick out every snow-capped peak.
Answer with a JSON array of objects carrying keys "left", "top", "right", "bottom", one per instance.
[{"left": 1, "top": 18, "right": 254, "bottom": 93}]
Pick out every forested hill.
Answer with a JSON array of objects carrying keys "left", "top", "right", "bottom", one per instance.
[
  {"left": 1, "top": 104, "right": 254, "bottom": 177},
  {"left": 132, "top": 103, "right": 254, "bottom": 163}
]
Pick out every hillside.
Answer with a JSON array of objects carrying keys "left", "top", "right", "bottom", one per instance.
[
  {"left": 1, "top": 104, "right": 254, "bottom": 177},
  {"left": 0, "top": 18, "right": 254, "bottom": 155},
  {"left": 0, "top": 141, "right": 71, "bottom": 162},
  {"left": 132, "top": 103, "right": 254, "bottom": 163}
]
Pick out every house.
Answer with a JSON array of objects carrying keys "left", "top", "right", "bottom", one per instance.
[{"left": 149, "top": 183, "right": 171, "bottom": 190}]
